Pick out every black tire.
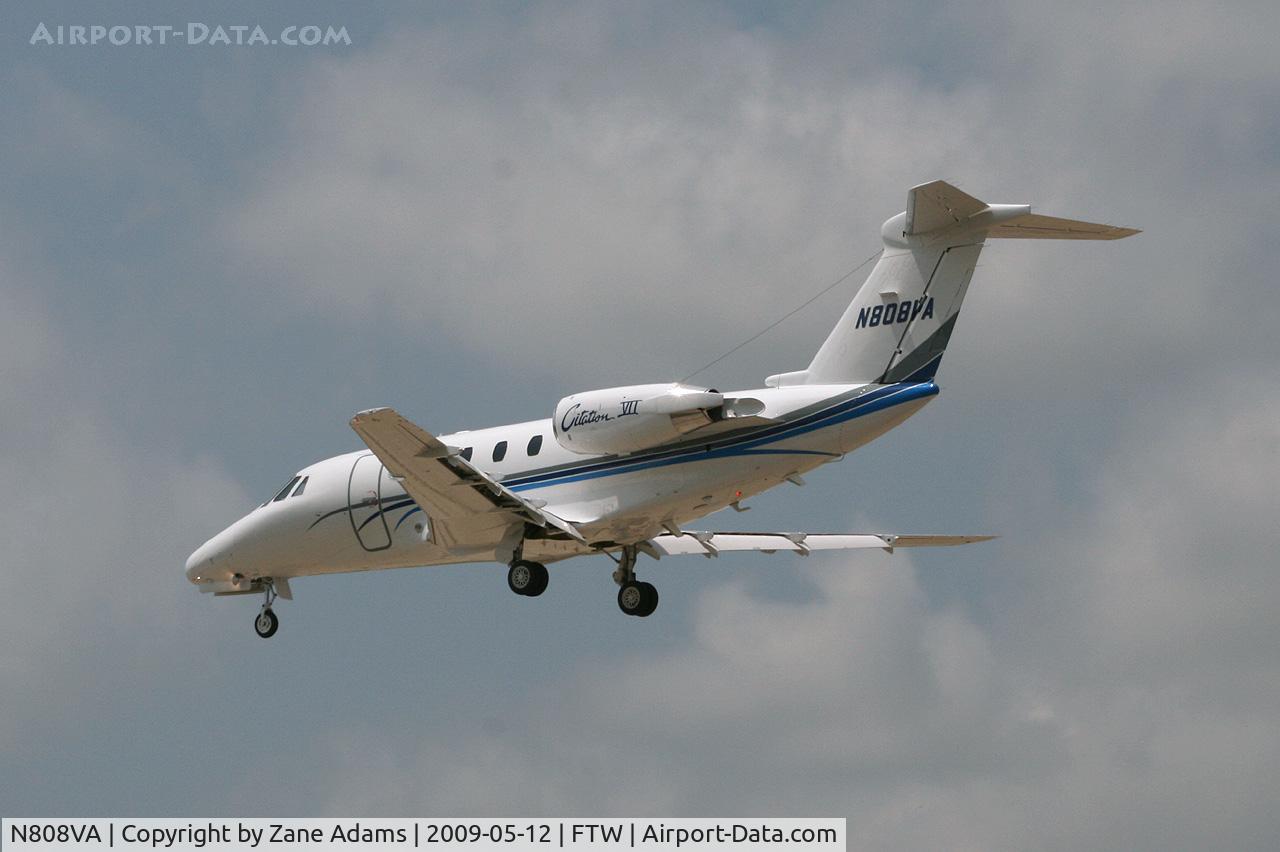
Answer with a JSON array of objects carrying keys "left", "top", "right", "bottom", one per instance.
[
  {"left": 254, "top": 608, "right": 279, "bottom": 638},
  {"left": 617, "top": 582, "right": 646, "bottom": 616},
  {"left": 508, "top": 560, "right": 548, "bottom": 596},
  {"left": 525, "top": 562, "right": 549, "bottom": 597},
  {"left": 636, "top": 581, "right": 659, "bottom": 617}
]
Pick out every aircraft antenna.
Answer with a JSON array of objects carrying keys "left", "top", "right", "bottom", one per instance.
[{"left": 680, "top": 247, "right": 883, "bottom": 383}]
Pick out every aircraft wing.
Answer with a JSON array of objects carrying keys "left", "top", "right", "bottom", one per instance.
[
  {"left": 349, "top": 407, "right": 585, "bottom": 546},
  {"left": 643, "top": 531, "right": 994, "bottom": 557}
]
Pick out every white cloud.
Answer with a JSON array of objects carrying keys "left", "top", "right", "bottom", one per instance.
[
  {"left": 220, "top": 21, "right": 1007, "bottom": 385},
  {"left": 313, "top": 555, "right": 1054, "bottom": 821},
  {"left": 218, "top": 0, "right": 1280, "bottom": 405}
]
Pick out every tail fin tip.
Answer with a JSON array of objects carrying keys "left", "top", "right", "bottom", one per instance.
[{"left": 904, "top": 180, "right": 987, "bottom": 236}]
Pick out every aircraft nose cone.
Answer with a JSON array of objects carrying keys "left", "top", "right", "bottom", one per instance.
[{"left": 185, "top": 541, "right": 213, "bottom": 583}]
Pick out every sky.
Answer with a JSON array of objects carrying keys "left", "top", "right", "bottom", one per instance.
[{"left": 2, "top": 1, "right": 1278, "bottom": 848}]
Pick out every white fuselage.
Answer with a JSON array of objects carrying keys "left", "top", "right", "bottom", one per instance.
[{"left": 184, "top": 380, "right": 937, "bottom": 586}]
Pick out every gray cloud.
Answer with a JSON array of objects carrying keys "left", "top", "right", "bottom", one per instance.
[
  {"left": 218, "top": 0, "right": 1280, "bottom": 406},
  {"left": 0, "top": 208, "right": 250, "bottom": 754},
  {"left": 220, "top": 20, "right": 1002, "bottom": 387}
]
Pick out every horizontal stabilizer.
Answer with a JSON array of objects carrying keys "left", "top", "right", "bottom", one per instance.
[
  {"left": 984, "top": 211, "right": 1140, "bottom": 240},
  {"left": 644, "top": 531, "right": 995, "bottom": 557}
]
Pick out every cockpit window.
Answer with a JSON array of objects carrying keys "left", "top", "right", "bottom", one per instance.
[
  {"left": 291, "top": 476, "right": 309, "bottom": 497},
  {"left": 272, "top": 476, "right": 301, "bottom": 502}
]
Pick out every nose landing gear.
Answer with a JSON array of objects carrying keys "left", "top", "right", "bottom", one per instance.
[
  {"left": 613, "top": 545, "right": 659, "bottom": 617},
  {"left": 254, "top": 579, "right": 280, "bottom": 638},
  {"left": 254, "top": 607, "right": 279, "bottom": 638}
]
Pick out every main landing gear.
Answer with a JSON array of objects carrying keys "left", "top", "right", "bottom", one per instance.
[
  {"left": 506, "top": 545, "right": 658, "bottom": 617},
  {"left": 613, "top": 545, "right": 658, "bottom": 618},
  {"left": 507, "top": 559, "right": 549, "bottom": 597},
  {"left": 254, "top": 579, "right": 280, "bottom": 638}
]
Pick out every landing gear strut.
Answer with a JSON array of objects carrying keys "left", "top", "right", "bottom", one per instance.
[
  {"left": 613, "top": 545, "right": 658, "bottom": 618},
  {"left": 508, "top": 559, "right": 549, "bottom": 597},
  {"left": 254, "top": 580, "right": 280, "bottom": 638}
]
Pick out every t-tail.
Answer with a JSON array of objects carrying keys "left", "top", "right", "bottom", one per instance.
[{"left": 768, "top": 181, "right": 1139, "bottom": 388}]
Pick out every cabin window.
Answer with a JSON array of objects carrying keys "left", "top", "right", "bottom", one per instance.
[
  {"left": 272, "top": 476, "right": 301, "bottom": 502},
  {"left": 492, "top": 440, "right": 508, "bottom": 462},
  {"left": 460, "top": 447, "right": 473, "bottom": 462},
  {"left": 291, "top": 476, "right": 309, "bottom": 497},
  {"left": 527, "top": 434, "right": 543, "bottom": 456}
]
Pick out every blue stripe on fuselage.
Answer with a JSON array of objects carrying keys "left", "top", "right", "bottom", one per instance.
[
  {"left": 355, "top": 497, "right": 415, "bottom": 532},
  {"left": 506, "top": 381, "right": 938, "bottom": 492},
  {"left": 394, "top": 506, "right": 422, "bottom": 530}
]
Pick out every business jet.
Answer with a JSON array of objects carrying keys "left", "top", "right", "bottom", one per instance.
[{"left": 186, "top": 180, "right": 1137, "bottom": 637}]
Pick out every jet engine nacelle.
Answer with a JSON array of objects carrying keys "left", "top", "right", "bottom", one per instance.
[{"left": 553, "top": 383, "right": 726, "bottom": 455}]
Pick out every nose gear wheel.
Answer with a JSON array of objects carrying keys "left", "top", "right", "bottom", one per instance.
[
  {"left": 253, "top": 578, "right": 281, "bottom": 638},
  {"left": 254, "top": 608, "right": 279, "bottom": 638}
]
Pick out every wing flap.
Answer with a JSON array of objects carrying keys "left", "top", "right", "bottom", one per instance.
[
  {"left": 646, "top": 531, "right": 995, "bottom": 557},
  {"left": 889, "top": 534, "right": 996, "bottom": 547}
]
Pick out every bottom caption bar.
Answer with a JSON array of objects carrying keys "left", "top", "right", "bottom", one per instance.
[{"left": 3, "top": 820, "right": 844, "bottom": 852}]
